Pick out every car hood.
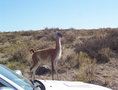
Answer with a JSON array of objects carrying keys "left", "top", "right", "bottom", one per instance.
[{"left": 38, "top": 80, "right": 111, "bottom": 90}]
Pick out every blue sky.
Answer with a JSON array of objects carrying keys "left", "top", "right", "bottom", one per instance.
[{"left": 0, "top": 0, "right": 118, "bottom": 32}]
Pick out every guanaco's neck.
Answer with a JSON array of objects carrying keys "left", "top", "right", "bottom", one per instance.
[{"left": 56, "top": 37, "right": 61, "bottom": 51}]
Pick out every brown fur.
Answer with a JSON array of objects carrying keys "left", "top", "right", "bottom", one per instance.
[{"left": 30, "top": 48, "right": 56, "bottom": 71}]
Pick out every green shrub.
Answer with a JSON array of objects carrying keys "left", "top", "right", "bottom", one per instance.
[
  {"left": 0, "top": 48, "right": 4, "bottom": 53},
  {"left": 72, "top": 51, "right": 95, "bottom": 68},
  {"left": 7, "top": 61, "right": 26, "bottom": 72}
]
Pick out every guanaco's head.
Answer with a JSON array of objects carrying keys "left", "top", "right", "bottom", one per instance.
[{"left": 56, "top": 32, "right": 63, "bottom": 38}]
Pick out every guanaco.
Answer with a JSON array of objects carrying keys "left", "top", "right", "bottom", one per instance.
[{"left": 30, "top": 33, "right": 62, "bottom": 80}]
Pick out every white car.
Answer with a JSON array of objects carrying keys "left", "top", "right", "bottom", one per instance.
[
  {"left": 0, "top": 64, "right": 111, "bottom": 90},
  {"left": 39, "top": 80, "right": 112, "bottom": 90},
  {"left": 0, "top": 64, "right": 43, "bottom": 90}
]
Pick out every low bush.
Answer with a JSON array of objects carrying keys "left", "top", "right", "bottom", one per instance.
[{"left": 7, "top": 61, "right": 26, "bottom": 72}]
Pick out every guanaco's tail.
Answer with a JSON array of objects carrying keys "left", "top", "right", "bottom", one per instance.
[{"left": 30, "top": 48, "right": 35, "bottom": 53}]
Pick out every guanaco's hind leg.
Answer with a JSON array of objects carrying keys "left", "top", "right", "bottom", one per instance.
[
  {"left": 30, "top": 62, "right": 40, "bottom": 80},
  {"left": 30, "top": 61, "right": 35, "bottom": 79}
]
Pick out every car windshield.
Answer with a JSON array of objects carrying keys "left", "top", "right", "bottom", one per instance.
[{"left": 0, "top": 64, "right": 33, "bottom": 90}]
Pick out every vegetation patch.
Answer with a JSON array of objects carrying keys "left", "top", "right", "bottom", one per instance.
[{"left": 0, "top": 28, "right": 118, "bottom": 89}]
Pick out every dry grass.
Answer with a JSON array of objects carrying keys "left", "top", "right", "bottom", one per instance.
[{"left": 0, "top": 28, "right": 118, "bottom": 89}]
